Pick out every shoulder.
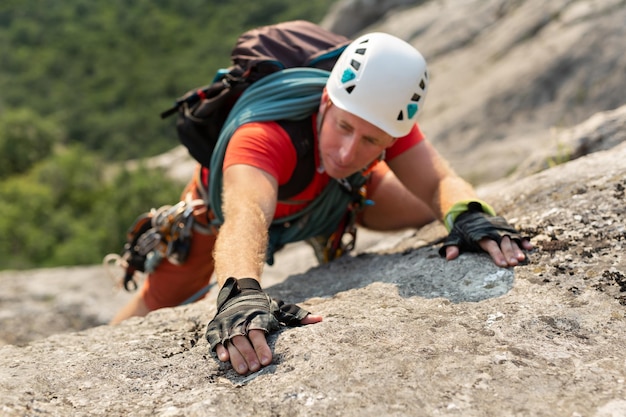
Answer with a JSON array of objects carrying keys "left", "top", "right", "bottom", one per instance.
[
  {"left": 224, "top": 121, "right": 298, "bottom": 184},
  {"left": 385, "top": 123, "right": 425, "bottom": 161}
]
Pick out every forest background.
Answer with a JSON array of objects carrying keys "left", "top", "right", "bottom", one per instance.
[{"left": 0, "top": 0, "right": 334, "bottom": 270}]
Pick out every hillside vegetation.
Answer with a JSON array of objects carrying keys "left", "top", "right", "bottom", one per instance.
[{"left": 0, "top": 0, "right": 334, "bottom": 269}]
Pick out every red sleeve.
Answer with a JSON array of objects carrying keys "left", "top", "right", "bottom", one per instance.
[
  {"left": 385, "top": 123, "right": 425, "bottom": 161},
  {"left": 222, "top": 122, "right": 297, "bottom": 185}
]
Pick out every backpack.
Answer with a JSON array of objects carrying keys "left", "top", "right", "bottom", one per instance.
[{"left": 160, "top": 20, "right": 351, "bottom": 169}]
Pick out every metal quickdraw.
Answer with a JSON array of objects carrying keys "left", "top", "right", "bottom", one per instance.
[
  {"left": 307, "top": 183, "right": 374, "bottom": 264},
  {"left": 103, "top": 198, "right": 205, "bottom": 292},
  {"left": 306, "top": 158, "right": 380, "bottom": 264}
]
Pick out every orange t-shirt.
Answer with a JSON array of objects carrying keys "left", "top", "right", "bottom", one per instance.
[{"left": 220, "top": 114, "right": 425, "bottom": 219}]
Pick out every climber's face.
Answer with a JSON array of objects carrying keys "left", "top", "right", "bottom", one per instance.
[{"left": 317, "top": 92, "right": 396, "bottom": 179}]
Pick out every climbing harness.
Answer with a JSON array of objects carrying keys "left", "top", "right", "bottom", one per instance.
[
  {"left": 305, "top": 159, "right": 380, "bottom": 264},
  {"left": 306, "top": 184, "right": 371, "bottom": 264}
]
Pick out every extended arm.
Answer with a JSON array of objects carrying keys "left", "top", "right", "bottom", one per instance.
[
  {"left": 209, "top": 164, "right": 322, "bottom": 374},
  {"left": 387, "top": 140, "right": 477, "bottom": 218},
  {"left": 387, "top": 140, "right": 531, "bottom": 266},
  {"left": 213, "top": 164, "right": 277, "bottom": 285}
]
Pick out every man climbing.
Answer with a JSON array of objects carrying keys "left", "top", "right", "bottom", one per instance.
[{"left": 110, "top": 29, "right": 532, "bottom": 375}]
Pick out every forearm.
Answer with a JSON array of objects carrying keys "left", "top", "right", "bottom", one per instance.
[
  {"left": 214, "top": 202, "right": 269, "bottom": 286},
  {"left": 389, "top": 141, "right": 479, "bottom": 221},
  {"left": 430, "top": 175, "right": 477, "bottom": 220},
  {"left": 213, "top": 165, "right": 278, "bottom": 287}
]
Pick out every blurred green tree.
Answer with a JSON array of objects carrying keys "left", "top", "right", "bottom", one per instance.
[{"left": 0, "top": 108, "right": 62, "bottom": 179}]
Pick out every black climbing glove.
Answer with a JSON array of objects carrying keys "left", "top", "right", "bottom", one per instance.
[
  {"left": 205, "top": 277, "right": 310, "bottom": 351},
  {"left": 439, "top": 201, "right": 523, "bottom": 257}
]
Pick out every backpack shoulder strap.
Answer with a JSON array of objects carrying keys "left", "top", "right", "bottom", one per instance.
[{"left": 275, "top": 116, "right": 316, "bottom": 200}]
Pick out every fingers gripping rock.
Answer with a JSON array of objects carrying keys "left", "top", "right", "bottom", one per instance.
[
  {"left": 205, "top": 277, "right": 309, "bottom": 351},
  {"left": 439, "top": 202, "right": 523, "bottom": 256},
  {"left": 205, "top": 278, "right": 277, "bottom": 351}
]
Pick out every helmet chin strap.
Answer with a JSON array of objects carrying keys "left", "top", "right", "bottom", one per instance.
[
  {"left": 316, "top": 98, "right": 333, "bottom": 173},
  {"left": 317, "top": 97, "right": 333, "bottom": 131}
]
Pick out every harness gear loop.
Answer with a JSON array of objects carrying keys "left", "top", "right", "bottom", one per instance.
[{"left": 102, "top": 197, "right": 206, "bottom": 292}]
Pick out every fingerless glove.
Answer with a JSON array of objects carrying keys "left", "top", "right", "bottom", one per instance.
[
  {"left": 439, "top": 201, "right": 523, "bottom": 256},
  {"left": 205, "top": 277, "right": 310, "bottom": 351}
]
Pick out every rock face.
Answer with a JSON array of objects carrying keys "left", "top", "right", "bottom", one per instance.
[
  {"left": 320, "top": 0, "right": 420, "bottom": 36},
  {"left": 324, "top": 0, "right": 626, "bottom": 184},
  {"left": 0, "top": 266, "right": 134, "bottom": 347},
  {"left": 1, "top": 109, "right": 626, "bottom": 415},
  {"left": 512, "top": 104, "right": 626, "bottom": 179}
]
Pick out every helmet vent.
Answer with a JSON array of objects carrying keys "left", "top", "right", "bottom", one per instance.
[
  {"left": 397, "top": 111, "right": 404, "bottom": 121},
  {"left": 411, "top": 93, "right": 421, "bottom": 102},
  {"left": 355, "top": 48, "right": 367, "bottom": 55},
  {"left": 419, "top": 79, "right": 426, "bottom": 90},
  {"left": 350, "top": 59, "right": 361, "bottom": 70},
  {"left": 345, "top": 85, "right": 356, "bottom": 94}
]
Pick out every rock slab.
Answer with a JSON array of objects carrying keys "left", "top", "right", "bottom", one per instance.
[{"left": 1, "top": 144, "right": 625, "bottom": 416}]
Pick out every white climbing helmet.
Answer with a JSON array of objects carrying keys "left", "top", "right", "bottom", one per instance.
[{"left": 326, "top": 32, "right": 428, "bottom": 138}]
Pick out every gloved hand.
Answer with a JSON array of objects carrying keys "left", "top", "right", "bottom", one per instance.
[
  {"left": 439, "top": 201, "right": 523, "bottom": 257},
  {"left": 205, "top": 277, "right": 310, "bottom": 351}
]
